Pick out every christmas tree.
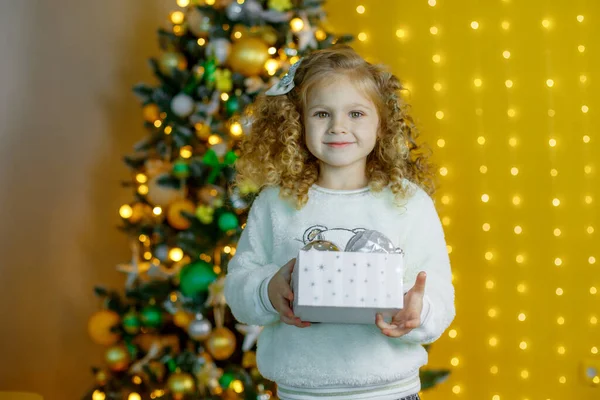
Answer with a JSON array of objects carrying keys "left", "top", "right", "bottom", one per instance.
[{"left": 84, "top": 1, "right": 448, "bottom": 399}]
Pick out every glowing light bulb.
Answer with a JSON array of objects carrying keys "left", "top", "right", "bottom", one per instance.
[
  {"left": 577, "top": 15, "right": 584, "bottom": 22},
  {"left": 451, "top": 357, "right": 459, "bottom": 366},
  {"left": 502, "top": 21, "right": 510, "bottom": 30},
  {"left": 477, "top": 136, "right": 486, "bottom": 145},
  {"left": 546, "top": 79, "right": 554, "bottom": 87},
  {"left": 452, "top": 385, "right": 461, "bottom": 394},
  {"left": 552, "top": 198, "right": 560, "bottom": 207},
  {"left": 511, "top": 167, "right": 519, "bottom": 176},
  {"left": 554, "top": 258, "right": 562, "bottom": 266},
  {"left": 169, "top": 247, "right": 184, "bottom": 262},
  {"left": 507, "top": 108, "right": 516, "bottom": 117},
  {"left": 436, "top": 111, "right": 444, "bottom": 119},
  {"left": 428, "top": 0, "right": 436, "bottom": 6},
  {"left": 488, "top": 308, "right": 497, "bottom": 317},
  {"left": 505, "top": 79, "right": 513, "bottom": 88},
  {"left": 290, "top": 18, "right": 304, "bottom": 32},
  {"left": 92, "top": 391, "right": 106, "bottom": 400},
  {"left": 550, "top": 168, "right": 558, "bottom": 176},
  {"left": 578, "top": 45, "right": 586, "bottom": 53},
  {"left": 490, "top": 365, "right": 499, "bottom": 374},
  {"left": 483, "top": 223, "right": 491, "bottom": 231},
  {"left": 481, "top": 194, "right": 490, "bottom": 203},
  {"left": 557, "top": 316, "right": 565, "bottom": 325},
  {"left": 512, "top": 195, "right": 521, "bottom": 205},
  {"left": 554, "top": 228, "right": 562, "bottom": 236},
  {"left": 503, "top": 50, "right": 511, "bottom": 59},
  {"left": 486, "top": 280, "right": 495, "bottom": 289},
  {"left": 514, "top": 225, "right": 522, "bottom": 234},
  {"left": 119, "top": 205, "right": 133, "bottom": 219},
  {"left": 449, "top": 329, "right": 458, "bottom": 338},
  {"left": 396, "top": 29, "right": 406, "bottom": 38},
  {"left": 517, "top": 283, "right": 526, "bottom": 293},
  {"left": 432, "top": 54, "right": 441, "bottom": 63},
  {"left": 520, "top": 341, "right": 528, "bottom": 350},
  {"left": 480, "top": 165, "right": 488, "bottom": 174},
  {"left": 471, "top": 21, "right": 479, "bottom": 29},
  {"left": 489, "top": 337, "right": 498, "bottom": 346},
  {"left": 358, "top": 32, "right": 367, "bottom": 41},
  {"left": 589, "top": 256, "right": 596, "bottom": 264},
  {"left": 556, "top": 287, "right": 564, "bottom": 296},
  {"left": 518, "top": 313, "right": 526, "bottom": 321},
  {"left": 356, "top": 5, "right": 365, "bottom": 14},
  {"left": 437, "top": 138, "right": 446, "bottom": 147},
  {"left": 433, "top": 82, "right": 442, "bottom": 91},
  {"left": 521, "top": 369, "right": 529, "bottom": 379},
  {"left": 542, "top": 19, "right": 551, "bottom": 28},
  {"left": 430, "top": 26, "right": 438, "bottom": 35},
  {"left": 580, "top": 74, "right": 587, "bottom": 83},
  {"left": 516, "top": 254, "right": 525, "bottom": 263},
  {"left": 582, "top": 105, "right": 589, "bottom": 113},
  {"left": 474, "top": 78, "right": 483, "bottom": 87}
]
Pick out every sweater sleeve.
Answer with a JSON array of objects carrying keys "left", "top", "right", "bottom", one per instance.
[
  {"left": 224, "top": 189, "right": 282, "bottom": 327},
  {"left": 397, "top": 191, "right": 456, "bottom": 345}
]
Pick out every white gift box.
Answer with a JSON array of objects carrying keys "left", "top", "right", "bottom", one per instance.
[{"left": 291, "top": 248, "right": 404, "bottom": 324}]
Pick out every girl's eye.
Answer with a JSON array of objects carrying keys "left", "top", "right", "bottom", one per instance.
[
  {"left": 314, "top": 111, "right": 329, "bottom": 118},
  {"left": 350, "top": 111, "right": 364, "bottom": 118}
]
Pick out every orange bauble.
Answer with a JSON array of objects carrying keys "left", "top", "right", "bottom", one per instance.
[
  {"left": 173, "top": 310, "right": 193, "bottom": 329},
  {"left": 88, "top": 310, "right": 121, "bottom": 346},
  {"left": 167, "top": 199, "right": 196, "bottom": 230},
  {"left": 142, "top": 104, "right": 160, "bottom": 123}
]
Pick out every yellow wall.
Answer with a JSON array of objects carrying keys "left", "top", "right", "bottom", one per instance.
[{"left": 324, "top": 1, "right": 599, "bottom": 399}]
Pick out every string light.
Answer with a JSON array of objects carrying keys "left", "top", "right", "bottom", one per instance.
[{"left": 356, "top": 5, "right": 365, "bottom": 14}]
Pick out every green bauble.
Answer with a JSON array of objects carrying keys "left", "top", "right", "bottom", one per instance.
[
  {"left": 122, "top": 310, "right": 141, "bottom": 334},
  {"left": 218, "top": 211, "right": 239, "bottom": 232},
  {"left": 204, "top": 58, "right": 217, "bottom": 87},
  {"left": 179, "top": 261, "right": 217, "bottom": 297},
  {"left": 225, "top": 96, "right": 239, "bottom": 117},
  {"left": 172, "top": 160, "right": 190, "bottom": 179},
  {"left": 219, "top": 370, "right": 237, "bottom": 389},
  {"left": 140, "top": 305, "right": 163, "bottom": 328}
]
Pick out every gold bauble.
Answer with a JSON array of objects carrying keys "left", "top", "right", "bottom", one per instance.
[
  {"left": 146, "top": 173, "right": 184, "bottom": 208},
  {"left": 302, "top": 240, "right": 340, "bottom": 252},
  {"left": 228, "top": 37, "right": 270, "bottom": 77},
  {"left": 206, "top": 327, "right": 237, "bottom": 360},
  {"left": 142, "top": 104, "right": 160, "bottom": 123},
  {"left": 105, "top": 345, "right": 130, "bottom": 372},
  {"left": 242, "top": 351, "right": 256, "bottom": 368},
  {"left": 95, "top": 369, "right": 109, "bottom": 385},
  {"left": 159, "top": 52, "right": 188, "bottom": 76},
  {"left": 88, "top": 310, "right": 121, "bottom": 346},
  {"left": 167, "top": 199, "right": 196, "bottom": 230},
  {"left": 167, "top": 372, "right": 196, "bottom": 399},
  {"left": 129, "top": 203, "right": 153, "bottom": 224},
  {"left": 173, "top": 310, "right": 193, "bottom": 329}
]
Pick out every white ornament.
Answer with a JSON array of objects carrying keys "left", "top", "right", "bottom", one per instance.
[
  {"left": 171, "top": 93, "right": 195, "bottom": 117},
  {"left": 206, "top": 38, "right": 231, "bottom": 65}
]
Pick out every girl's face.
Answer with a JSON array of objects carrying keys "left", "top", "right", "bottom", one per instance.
[{"left": 303, "top": 76, "right": 379, "bottom": 178}]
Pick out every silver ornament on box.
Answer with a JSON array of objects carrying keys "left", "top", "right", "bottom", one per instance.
[
  {"left": 188, "top": 314, "right": 212, "bottom": 341},
  {"left": 206, "top": 38, "right": 231, "bottom": 65},
  {"left": 171, "top": 93, "right": 195, "bottom": 117},
  {"left": 344, "top": 229, "right": 404, "bottom": 254}
]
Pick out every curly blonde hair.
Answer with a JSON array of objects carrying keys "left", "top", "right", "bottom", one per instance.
[{"left": 234, "top": 45, "right": 437, "bottom": 210}]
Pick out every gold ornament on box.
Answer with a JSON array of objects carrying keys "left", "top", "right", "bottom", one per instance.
[
  {"left": 302, "top": 240, "right": 340, "bottom": 252},
  {"left": 173, "top": 310, "right": 193, "bottom": 329},
  {"left": 88, "top": 310, "right": 121, "bottom": 346},
  {"left": 228, "top": 37, "right": 270, "bottom": 76},
  {"left": 167, "top": 199, "right": 196, "bottom": 230}
]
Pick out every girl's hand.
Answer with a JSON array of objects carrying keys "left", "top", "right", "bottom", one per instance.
[
  {"left": 375, "top": 271, "right": 427, "bottom": 337},
  {"left": 267, "top": 258, "right": 311, "bottom": 328}
]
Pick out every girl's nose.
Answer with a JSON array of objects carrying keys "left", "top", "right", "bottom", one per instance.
[{"left": 329, "top": 116, "right": 347, "bottom": 134}]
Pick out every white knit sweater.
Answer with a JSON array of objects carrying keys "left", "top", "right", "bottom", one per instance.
[{"left": 224, "top": 181, "right": 455, "bottom": 399}]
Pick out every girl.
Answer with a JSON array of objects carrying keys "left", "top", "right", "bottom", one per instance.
[{"left": 224, "top": 45, "right": 455, "bottom": 400}]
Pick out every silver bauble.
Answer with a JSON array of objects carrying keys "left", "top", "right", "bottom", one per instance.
[{"left": 188, "top": 316, "right": 213, "bottom": 341}]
